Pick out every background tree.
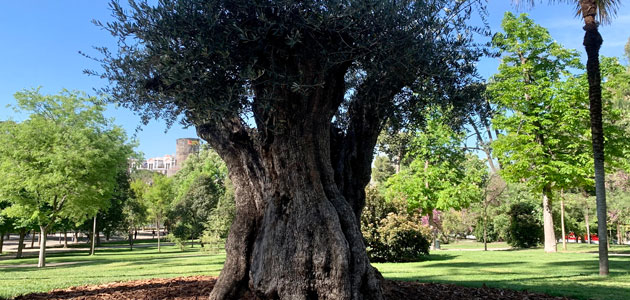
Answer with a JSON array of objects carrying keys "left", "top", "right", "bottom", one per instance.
[
  {"left": 122, "top": 179, "right": 148, "bottom": 250},
  {"left": 92, "top": 0, "right": 487, "bottom": 298},
  {"left": 489, "top": 12, "right": 586, "bottom": 252},
  {"left": 0, "top": 200, "right": 13, "bottom": 254},
  {"left": 170, "top": 174, "right": 223, "bottom": 248},
  {"left": 514, "top": 0, "right": 622, "bottom": 276},
  {"left": 386, "top": 108, "right": 486, "bottom": 249},
  {"left": 145, "top": 173, "right": 174, "bottom": 253},
  {"left": 0, "top": 89, "right": 133, "bottom": 267}
]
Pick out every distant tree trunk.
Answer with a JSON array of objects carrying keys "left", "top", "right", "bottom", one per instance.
[
  {"left": 156, "top": 217, "right": 161, "bottom": 253},
  {"left": 63, "top": 231, "right": 68, "bottom": 248},
  {"left": 128, "top": 230, "right": 134, "bottom": 251},
  {"left": 30, "top": 230, "right": 35, "bottom": 249},
  {"left": 542, "top": 186, "right": 557, "bottom": 253},
  {"left": 0, "top": 232, "right": 4, "bottom": 254},
  {"left": 96, "top": 231, "right": 101, "bottom": 247},
  {"left": 581, "top": 0, "right": 608, "bottom": 276},
  {"left": 585, "top": 208, "right": 592, "bottom": 244},
  {"left": 74, "top": 231, "right": 78, "bottom": 243},
  {"left": 90, "top": 215, "right": 97, "bottom": 256},
  {"left": 16, "top": 229, "right": 25, "bottom": 258},
  {"left": 37, "top": 225, "right": 47, "bottom": 268},
  {"left": 134, "top": 229, "right": 138, "bottom": 240},
  {"left": 483, "top": 200, "right": 488, "bottom": 251},
  {"left": 560, "top": 189, "right": 567, "bottom": 251}
]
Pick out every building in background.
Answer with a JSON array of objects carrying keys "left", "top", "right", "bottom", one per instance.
[{"left": 132, "top": 138, "right": 201, "bottom": 176}]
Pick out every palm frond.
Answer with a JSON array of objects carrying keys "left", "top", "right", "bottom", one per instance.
[{"left": 511, "top": 0, "right": 622, "bottom": 25}]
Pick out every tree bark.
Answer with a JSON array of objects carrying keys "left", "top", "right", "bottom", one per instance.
[
  {"left": 129, "top": 230, "right": 134, "bottom": 251},
  {"left": 581, "top": 0, "right": 608, "bottom": 276},
  {"left": 64, "top": 231, "right": 68, "bottom": 248},
  {"left": 560, "top": 189, "right": 567, "bottom": 251},
  {"left": 156, "top": 217, "right": 161, "bottom": 253},
  {"left": 483, "top": 198, "right": 488, "bottom": 251},
  {"left": 542, "top": 186, "right": 557, "bottom": 253},
  {"left": 0, "top": 232, "right": 4, "bottom": 254},
  {"left": 30, "top": 230, "right": 35, "bottom": 249},
  {"left": 90, "top": 215, "right": 96, "bottom": 256},
  {"left": 585, "top": 208, "right": 591, "bottom": 244},
  {"left": 16, "top": 229, "right": 25, "bottom": 259},
  {"left": 199, "top": 66, "right": 386, "bottom": 299},
  {"left": 38, "top": 225, "right": 47, "bottom": 268}
]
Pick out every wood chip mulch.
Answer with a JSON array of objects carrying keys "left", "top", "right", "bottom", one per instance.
[{"left": 13, "top": 276, "right": 574, "bottom": 300}]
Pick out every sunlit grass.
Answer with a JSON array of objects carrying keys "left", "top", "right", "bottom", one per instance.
[
  {"left": 0, "top": 244, "right": 225, "bottom": 299},
  {"left": 375, "top": 242, "right": 630, "bottom": 300},
  {"left": 1, "top": 241, "right": 629, "bottom": 299}
]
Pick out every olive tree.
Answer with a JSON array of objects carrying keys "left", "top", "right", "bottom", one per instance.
[{"left": 91, "top": 1, "right": 486, "bottom": 298}]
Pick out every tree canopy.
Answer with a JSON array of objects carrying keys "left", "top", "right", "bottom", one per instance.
[{"left": 0, "top": 89, "right": 134, "bottom": 267}]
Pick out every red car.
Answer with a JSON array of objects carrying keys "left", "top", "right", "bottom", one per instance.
[{"left": 565, "top": 232, "right": 598, "bottom": 242}]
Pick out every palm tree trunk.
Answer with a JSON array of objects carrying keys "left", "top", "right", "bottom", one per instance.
[{"left": 581, "top": 0, "right": 608, "bottom": 276}]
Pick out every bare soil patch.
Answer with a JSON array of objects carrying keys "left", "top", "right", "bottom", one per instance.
[{"left": 13, "top": 276, "right": 573, "bottom": 299}]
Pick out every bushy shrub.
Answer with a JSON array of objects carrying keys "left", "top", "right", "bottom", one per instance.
[
  {"left": 506, "top": 202, "right": 542, "bottom": 248},
  {"left": 375, "top": 213, "right": 431, "bottom": 262},
  {"left": 362, "top": 186, "right": 430, "bottom": 262}
]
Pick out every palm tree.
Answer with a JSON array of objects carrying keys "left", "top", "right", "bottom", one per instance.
[{"left": 513, "top": 0, "right": 621, "bottom": 276}]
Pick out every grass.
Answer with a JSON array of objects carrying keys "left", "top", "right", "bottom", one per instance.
[
  {"left": 0, "top": 244, "right": 225, "bottom": 299},
  {"left": 0, "top": 241, "right": 629, "bottom": 299},
  {"left": 439, "top": 240, "right": 510, "bottom": 250},
  {"left": 375, "top": 242, "right": 630, "bottom": 300}
]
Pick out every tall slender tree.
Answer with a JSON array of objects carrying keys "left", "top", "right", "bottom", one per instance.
[{"left": 514, "top": 0, "right": 621, "bottom": 276}]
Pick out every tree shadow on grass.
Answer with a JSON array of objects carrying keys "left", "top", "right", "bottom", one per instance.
[{"left": 12, "top": 276, "right": 221, "bottom": 300}]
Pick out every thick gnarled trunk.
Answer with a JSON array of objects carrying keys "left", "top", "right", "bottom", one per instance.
[
  {"left": 200, "top": 65, "right": 386, "bottom": 299},
  {"left": 202, "top": 121, "right": 383, "bottom": 300}
]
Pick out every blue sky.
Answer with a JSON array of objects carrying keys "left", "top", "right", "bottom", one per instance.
[{"left": 1, "top": 1, "right": 629, "bottom": 159}]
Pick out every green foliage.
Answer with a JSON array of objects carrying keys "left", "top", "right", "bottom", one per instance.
[
  {"left": 490, "top": 12, "right": 589, "bottom": 192},
  {"left": 371, "top": 156, "right": 396, "bottom": 185},
  {"left": 145, "top": 173, "right": 174, "bottom": 224},
  {"left": 169, "top": 174, "right": 221, "bottom": 246},
  {"left": 385, "top": 108, "right": 486, "bottom": 216},
  {"left": 93, "top": 0, "right": 486, "bottom": 129},
  {"left": 361, "top": 186, "right": 430, "bottom": 262},
  {"left": 202, "top": 178, "right": 236, "bottom": 248},
  {"left": 441, "top": 209, "right": 477, "bottom": 241},
  {"left": 0, "top": 89, "right": 133, "bottom": 228},
  {"left": 374, "top": 213, "right": 431, "bottom": 262},
  {"left": 507, "top": 202, "right": 543, "bottom": 248}
]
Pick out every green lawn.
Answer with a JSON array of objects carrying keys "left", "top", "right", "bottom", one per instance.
[
  {"left": 0, "top": 244, "right": 225, "bottom": 299},
  {"left": 1, "top": 242, "right": 629, "bottom": 299},
  {"left": 439, "top": 240, "right": 510, "bottom": 250},
  {"left": 376, "top": 242, "right": 630, "bottom": 300}
]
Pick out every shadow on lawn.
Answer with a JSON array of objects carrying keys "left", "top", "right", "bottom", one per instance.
[{"left": 12, "top": 276, "right": 220, "bottom": 300}]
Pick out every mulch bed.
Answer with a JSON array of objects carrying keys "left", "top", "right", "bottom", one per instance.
[{"left": 14, "top": 276, "right": 573, "bottom": 300}]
